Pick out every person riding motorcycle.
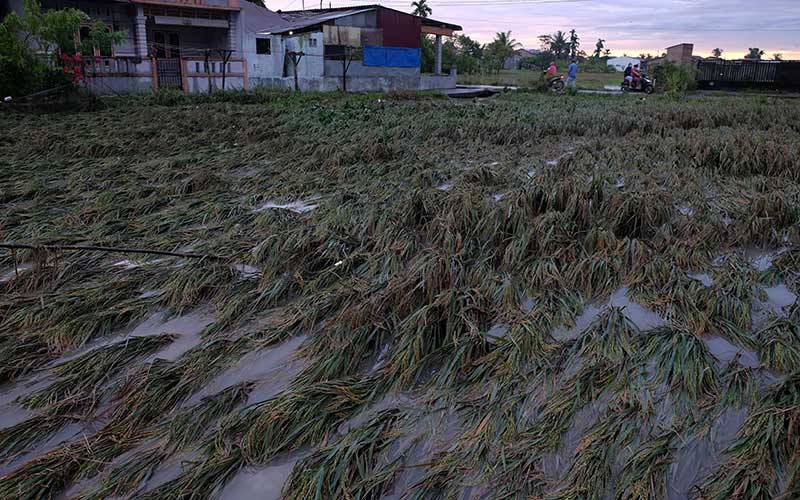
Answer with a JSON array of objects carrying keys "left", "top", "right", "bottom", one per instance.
[
  {"left": 624, "top": 63, "right": 633, "bottom": 86},
  {"left": 631, "top": 64, "right": 642, "bottom": 90},
  {"left": 544, "top": 61, "right": 558, "bottom": 84}
]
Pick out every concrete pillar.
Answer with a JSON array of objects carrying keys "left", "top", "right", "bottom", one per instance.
[
  {"left": 434, "top": 34, "right": 442, "bottom": 75},
  {"left": 134, "top": 5, "right": 147, "bottom": 58}
]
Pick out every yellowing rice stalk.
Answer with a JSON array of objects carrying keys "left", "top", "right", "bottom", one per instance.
[{"left": 1, "top": 90, "right": 799, "bottom": 498}]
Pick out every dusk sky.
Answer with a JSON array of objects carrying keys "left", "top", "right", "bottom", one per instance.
[{"left": 266, "top": 0, "right": 800, "bottom": 60}]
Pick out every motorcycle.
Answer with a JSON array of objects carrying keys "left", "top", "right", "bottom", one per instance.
[
  {"left": 543, "top": 72, "right": 565, "bottom": 93},
  {"left": 621, "top": 74, "right": 654, "bottom": 94}
]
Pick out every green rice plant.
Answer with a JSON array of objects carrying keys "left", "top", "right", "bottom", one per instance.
[
  {"left": 21, "top": 334, "right": 176, "bottom": 409},
  {"left": 566, "top": 250, "right": 623, "bottom": 299},
  {"left": 282, "top": 408, "right": 406, "bottom": 499},
  {"left": 615, "top": 429, "right": 677, "bottom": 500},
  {"left": 718, "top": 363, "right": 755, "bottom": 409},
  {"left": 137, "top": 449, "right": 245, "bottom": 500},
  {"left": 0, "top": 395, "right": 94, "bottom": 462},
  {"left": 0, "top": 430, "right": 142, "bottom": 500},
  {"left": 708, "top": 255, "right": 759, "bottom": 330},
  {"left": 519, "top": 361, "right": 616, "bottom": 453},
  {"left": 221, "top": 375, "right": 382, "bottom": 464},
  {"left": 76, "top": 447, "right": 169, "bottom": 500},
  {"left": 756, "top": 317, "right": 800, "bottom": 373},
  {"left": 78, "top": 383, "right": 252, "bottom": 500},
  {"left": 645, "top": 327, "right": 719, "bottom": 408},
  {"left": 552, "top": 401, "right": 642, "bottom": 500},
  {"left": 699, "top": 370, "right": 800, "bottom": 499},
  {"left": 607, "top": 190, "right": 672, "bottom": 239},
  {"left": 569, "top": 306, "right": 639, "bottom": 363}
]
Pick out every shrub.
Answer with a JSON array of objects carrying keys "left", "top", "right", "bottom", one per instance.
[{"left": 651, "top": 60, "right": 697, "bottom": 97}]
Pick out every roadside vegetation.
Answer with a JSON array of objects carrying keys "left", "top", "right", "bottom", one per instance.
[
  {"left": 1, "top": 91, "right": 800, "bottom": 498},
  {"left": 458, "top": 68, "right": 621, "bottom": 90}
]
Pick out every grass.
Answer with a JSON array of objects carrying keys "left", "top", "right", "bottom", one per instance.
[
  {"left": 458, "top": 69, "right": 622, "bottom": 90},
  {"left": 1, "top": 89, "right": 799, "bottom": 498}
]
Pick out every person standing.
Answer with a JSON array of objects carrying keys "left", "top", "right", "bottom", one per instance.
[{"left": 567, "top": 59, "right": 578, "bottom": 89}]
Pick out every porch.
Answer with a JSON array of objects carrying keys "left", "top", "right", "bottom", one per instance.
[{"left": 81, "top": 55, "right": 248, "bottom": 94}]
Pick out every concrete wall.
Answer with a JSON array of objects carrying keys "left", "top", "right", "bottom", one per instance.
[
  {"left": 85, "top": 76, "right": 154, "bottom": 94},
  {"left": 324, "top": 60, "right": 419, "bottom": 77},
  {"left": 251, "top": 69, "right": 457, "bottom": 92},
  {"left": 284, "top": 33, "right": 325, "bottom": 78},
  {"left": 420, "top": 71, "right": 457, "bottom": 90},
  {"left": 243, "top": 31, "right": 325, "bottom": 81},
  {"left": 185, "top": 75, "right": 246, "bottom": 93}
]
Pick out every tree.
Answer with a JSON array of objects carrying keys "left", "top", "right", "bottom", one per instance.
[
  {"left": 411, "top": 0, "right": 431, "bottom": 18},
  {"left": 593, "top": 38, "right": 605, "bottom": 58},
  {"left": 711, "top": 48, "right": 723, "bottom": 58},
  {"left": 484, "top": 31, "right": 519, "bottom": 74},
  {"left": 548, "top": 30, "right": 569, "bottom": 59},
  {"left": 773, "top": 53, "right": 783, "bottom": 61},
  {"left": 1, "top": 0, "right": 123, "bottom": 96},
  {"left": 568, "top": 29, "right": 580, "bottom": 59},
  {"left": 603, "top": 48, "right": 611, "bottom": 57},
  {"left": 745, "top": 47, "right": 765, "bottom": 60}
]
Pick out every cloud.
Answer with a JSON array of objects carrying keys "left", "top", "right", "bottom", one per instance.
[{"left": 267, "top": 0, "right": 800, "bottom": 57}]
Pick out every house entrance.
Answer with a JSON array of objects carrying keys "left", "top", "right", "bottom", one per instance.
[{"left": 153, "top": 31, "right": 182, "bottom": 88}]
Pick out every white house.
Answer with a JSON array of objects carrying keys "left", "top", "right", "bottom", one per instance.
[
  {"left": 606, "top": 56, "right": 641, "bottom": 71},
  {"left": 6, "top": 0, "right": 462, "bottom": 93}
]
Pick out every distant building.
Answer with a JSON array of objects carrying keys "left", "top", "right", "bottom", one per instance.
[
  {"left": 606, "top": 56, "right": 641, "bottom": 71},
  {"left": 645, "top": 43, "right": 702, "bottom": 69},
  {"left": 503, "top": 48, "right": 539, "bottom": 70},
  {"left": 665, "top": 43, "right": 694, "bottom": 64}
]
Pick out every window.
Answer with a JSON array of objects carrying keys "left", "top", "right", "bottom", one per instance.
[{"left": 256, "top": 38, "right": 271, "bottom": 55}]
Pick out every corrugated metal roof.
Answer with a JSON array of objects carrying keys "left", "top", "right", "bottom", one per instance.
[
  {"left": 260, "top": 7, "right": 376, "bottom": 35},
  {"left": 253, "top": 4, "right": 461, "bottom": 35}
]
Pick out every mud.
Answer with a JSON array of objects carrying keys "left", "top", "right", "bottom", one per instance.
[
  {"left": 220, "top": 450, "right": 309, "bottom": 500},
  {"left": 667, "top": 407, "right": 747, "bottom": 499},
  {"left": 703, "top": 335, "right": 760, "bottom": 368}
]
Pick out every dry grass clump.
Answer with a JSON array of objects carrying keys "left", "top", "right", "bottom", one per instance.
[{"left": 1, "top": 92, "right": 799, "bottom": 498}]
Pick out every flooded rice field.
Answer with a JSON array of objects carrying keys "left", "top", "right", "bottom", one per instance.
[{"left": 2, "top": 92, "right": 800, "bottom": 498}]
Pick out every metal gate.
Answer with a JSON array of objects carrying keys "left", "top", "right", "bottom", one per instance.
[{"left": 156, "top": 59, "right": 182, "bottom": 89}]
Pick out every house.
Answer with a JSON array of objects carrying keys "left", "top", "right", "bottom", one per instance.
[
  {"left": 6, "top": 0, "right": 461, "bottom": 93},
  {"left": 503, "top": 48, "right": 538, "bottom": 70},
  {"left": 645, "top": 43, "right": 702, "bottom": 70},
  {"left": 3, "top": 0, "right": 248, "bottom": 93},
  {"left": 243, "top": 4, "right": 462, "bottom": 92},
  {"left": 606, "top": 56, "right": 641, "bottom": 71}
]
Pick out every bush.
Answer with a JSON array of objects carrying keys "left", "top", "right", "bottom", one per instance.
[
  {"left": 0, "top": 0, "right": 124, "bottom": 98},
  {"left": 651, "top": 61, "right": 697, "bottom": 97}
]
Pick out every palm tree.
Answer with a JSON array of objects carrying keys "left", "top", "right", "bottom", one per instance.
[
  {"left": 745, "top": 47, "right": 765, "bottom": 60},
  {"left": 494, "top": 30, "right": 521, "bottom": 52},
  {"left": 773, "top": 53, "right": 783, "bottom": 61},
  {"left": 593, "top": 38, "right": 605, "bottom": 58},
  {"left": 603, "top": 48, "right": 611, "bottom": 57},
  {"left": 411, "top": 0, "right": 431, "bottom": 18},
  {"left": 711, "top": 48, "right": 723, "bottom": 58},
  {"left": 550, "top": 30, "right": 568, "bottom": 59},
  {"left": 568, "top": 29, "right": 580, "bottom": 59}
]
